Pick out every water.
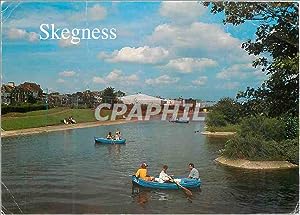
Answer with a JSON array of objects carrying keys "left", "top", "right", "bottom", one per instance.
[{"left": 2, "top": 121, "right": 298, "bottom": 213}]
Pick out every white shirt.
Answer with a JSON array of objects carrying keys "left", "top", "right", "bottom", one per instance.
[{"left": 158, "top": 170, "right": 170, "bottom": 183}]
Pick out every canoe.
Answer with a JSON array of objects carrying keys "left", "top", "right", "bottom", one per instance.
[
  {"left": 94, "top": 137, "right": 126, "bottom": 144},
  {"left": 132, "top": 175, "right": 201, "bottom": 189},
  {"left": 169, "top": 119, "right": 189, "bottom": 123}
]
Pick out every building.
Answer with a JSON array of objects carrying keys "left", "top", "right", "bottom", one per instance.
[
  {"left": 1, "top": 83, "right": 15, "bottom": 105},
  {"left": 119, "top": 93, "right": 162, "bottom": 105}
]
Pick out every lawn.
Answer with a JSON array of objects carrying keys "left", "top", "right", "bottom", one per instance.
[{"left": 1, "top": 108, "right": 112, "bottom": 131}]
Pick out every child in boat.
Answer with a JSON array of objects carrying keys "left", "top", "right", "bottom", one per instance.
[
  {"left": 158, "top": 165, "right": 172, "bottom": 183},
  {"left": 106, "top": 132, "right": 113, "bottom": 139},
  {"left": 135, "top": 163, "right": 154, "bottom": 181}
]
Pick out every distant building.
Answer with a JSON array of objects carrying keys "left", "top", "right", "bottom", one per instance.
[
  {"left": 119, "top": 93, "right": 162, "bottom": 105},
  {"left": 1, "top": 83, "right": 15, "bottom": 105},
  {"left": 11, "top": 82, "right": 43, "bottom": 103}
]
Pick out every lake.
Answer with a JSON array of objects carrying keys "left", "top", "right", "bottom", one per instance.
[{"left": 2, "top": 120, "right": 299, "bottom": 213}]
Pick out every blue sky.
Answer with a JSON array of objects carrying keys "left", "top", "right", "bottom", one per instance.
[{"left": 2, "top": 1, "right": 267, "bottom": 100}]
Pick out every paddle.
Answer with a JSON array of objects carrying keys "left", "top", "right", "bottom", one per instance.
[{"left": 168, "top": 176, "right": 192, "bottom": 196}]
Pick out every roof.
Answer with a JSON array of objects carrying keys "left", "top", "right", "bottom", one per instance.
[{"left": 119, "top": 93, "right": 162, "bottom": 104}]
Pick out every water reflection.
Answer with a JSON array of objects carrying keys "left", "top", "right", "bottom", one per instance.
[
  {"left": 132, "top": 185, "right": 150, "bottom": 206},
  {"left": 94, "top": 143, "right": 122, "bottom": 158}
]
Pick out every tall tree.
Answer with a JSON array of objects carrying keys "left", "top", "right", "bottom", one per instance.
[
  {"left": 101, "top": 87, "right": 117, "bottom": 104},
  {"left": 204, "top": 2, "right": 299, "bottom": 117}
]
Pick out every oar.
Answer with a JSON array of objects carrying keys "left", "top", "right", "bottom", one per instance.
[{"left": 168, "top": 176, "right": 192, "bottom": 196}]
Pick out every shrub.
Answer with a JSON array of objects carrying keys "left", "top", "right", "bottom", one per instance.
[
  {"left": 238, "top": 116, "right": 286, "bottom": 142},
  {"left": 206, "top": 111, "right": 227, "bottom": 127},
  {"left": 1, "top": 104, "right": 47, "bottom": 115},
  {"left": 205, "top": 97, "right": 243, "bottom": 128}
]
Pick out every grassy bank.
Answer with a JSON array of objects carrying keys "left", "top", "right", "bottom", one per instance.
[{"left": 1, "top": 108, "right": 112, "bottom": 131}]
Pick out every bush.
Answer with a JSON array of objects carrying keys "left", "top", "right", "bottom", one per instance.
[
  {"left": 2, "top": 104, "right": 47, "bottom": 115},
  {"left": 206, "top": 97, "right": 242, "bottom": 127},
  {"left": 206, "top": 111, "right": 228, "bottom": 127},
  {"left": 281, "top": 116, "right": 299, "bottom": 139},
  {"left": 238, "top": 116, "right": 286, "bottom": 142}
]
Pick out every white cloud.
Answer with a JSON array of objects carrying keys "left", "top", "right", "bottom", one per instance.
[
  {"left": 70, "top": 4, "right": 107, "bottom": 21},
  {"left": 148, "top": 22, "right": 254, "bottom": 64},
  {"left": 145, "top": 75, "right": 179, "bottom": 85},
  {"left": 163, "top": 58, "right": 217, "bottom": 73},
  {"left": 89, "top": 5, "right": 107, "bottom": 20},
  {"left": 219, "top": 82, "right": 240, "bottom": 90},
  {"left": 93, "top": 69, "right": 139, "bottom": 85},
  {"left": 59, "top": 71, "right": 77, "bottom": 77},
  {"left": 192, "top": 76, "right": 208, "bottom": 86},
  {"left": 6, "top": 28, "right": 38, "bottom": 42},
  {"left": 216, "top": 63, "right": 264, "bottom": 80},
  {"left": 92, "top": 76, "right": 106, "bottom": 84},
  {"left": 99, "top": 46, "right": 169, "bottom": 64},
  {"left": 160, "top": 2, "right": 206, "bottom": 23},
  {"left": 56, "top": 78, "right": 65, "bottom": 83},
  {"left": 58, "top": 37, "right": 79, "bottom": 48}
]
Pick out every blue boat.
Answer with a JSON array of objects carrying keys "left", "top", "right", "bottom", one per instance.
[
  {"left": 132, "top": 175, "right": 201, "bottom": 189},
  {"left": 169, "top": 119, "right": 189, "bottom": 123},
  {"left": 94, "top": 137, "right": 126, "bottom": 144}
]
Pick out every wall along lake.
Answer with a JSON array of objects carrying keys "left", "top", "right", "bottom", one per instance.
[{"left": 2, "top": 120, "right": 298, "bottom": 213}]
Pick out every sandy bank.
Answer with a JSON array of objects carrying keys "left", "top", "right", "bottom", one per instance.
[
  {"left": 215, "top": 156, "right": 298, "bottom": 170},
  {"left": 201, "top": 131, "right": 236, "bottom": 137},
  {"left": 1, "top": 120, "right": 137, "bottom": 138}
]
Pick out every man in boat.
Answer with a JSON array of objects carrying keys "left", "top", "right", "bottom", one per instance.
[
  {"left": 188, "top": 163, "right": 199, "bottom": 179},
  {"left": 135, "top": 163, "right": 154, "bottom": 181},
  {"left": 106, "top": 132, "right": 113, "bottom": 139},
  {"left": 158, "top": 165, "right": 172, "bottom": 183}
]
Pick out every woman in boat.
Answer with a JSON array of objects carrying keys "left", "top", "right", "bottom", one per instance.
[
  {"left": 158, "top": 165, "right": 172, "bottom": 183},
  {"left": 135, "top": 163, "right": 154, "bottom": 181},
  {"left": 106, "top": 132, "right": 113, "bottom": 139}
]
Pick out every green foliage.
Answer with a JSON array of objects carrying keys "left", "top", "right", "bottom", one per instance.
[
  {"left": 222, "top": 116, "right": 299, "bottom": 164},
  {"left": 2, "top": 104, "right": 47, "bottom": 115},
  {"left": 204, "top": 2, "right": 299, "bottom": 117},
  {"left": 206, "top": 97, "right": 242, "bottom": 127},
  {"left": 281, "top": 116, "right": 299, "bottom": 139},
  {"left": 101, "top": 87, "right": 117, "bottom": 104},
  {"left": 206, "top": 111, "right": 227, "bottom": 127},
  {"left": 279, "top": 139, "right": 299, "bottom": 164},
  {"left": 238, "top": 116, "right": 286, "bottom": 142}
]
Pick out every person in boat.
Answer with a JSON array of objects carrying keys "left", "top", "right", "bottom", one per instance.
[
  {"left": 158, "top": 165, "right": 172, "bottom": 183},
  {"left": 115, "top": 129, "right": 121, "bottom": 140},
  {"left": 188, "top": 163, "right": 199, "bottom": 179},
  {"left": 135, "top": 163, "right": 154, "bottom": 181},
  {"left": 106, "top": 132, "right": 113, "bottom": 139}
]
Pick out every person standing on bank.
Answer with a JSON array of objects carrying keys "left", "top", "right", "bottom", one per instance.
[{"left": 188, "top": 163, "right": 199, "bottom": 179}]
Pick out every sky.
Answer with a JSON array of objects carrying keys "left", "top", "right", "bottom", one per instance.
[{"left": 2, "top": 1, "right": 267, "bottom": 100}]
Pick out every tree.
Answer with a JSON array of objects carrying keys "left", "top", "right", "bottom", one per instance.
[
  {"left": 206, "top": 97, "right": 242, "bottom": 126},
  {"left": 115, "top": 90, "right": 126, "bottom": 97},
  {"left": 101, "top": 87, "right": 117, "bottom": 104},
  {"left": 203, "top": 2, "right": 299, "bottom": 117}
]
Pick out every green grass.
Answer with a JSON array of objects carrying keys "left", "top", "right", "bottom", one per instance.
[
  {"left": 2, "top": 108, "right": 113, "bottom": 131},
  {"left": 207, "top": 124, "right": 240, "bottom": 132}
]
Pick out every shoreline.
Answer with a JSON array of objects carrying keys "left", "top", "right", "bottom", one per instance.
[
  {"left": 1, "top": 119, "right": 137, "bottom": 138},
  {"left": 215, "top": 156, "right": 298, "bottom": 170},
  {"left": 201, "top": 131, "right": 236, "bottom": 137}
]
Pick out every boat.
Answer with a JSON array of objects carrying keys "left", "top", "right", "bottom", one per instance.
[
  {"left": 169, "top": 119, "right": 189, "bottom": 123},
  {"left": 94, "top": 137, "right": 126, "bottom": 144},
  {"left": 132, "top": 175, "right": 201, "bottom": 189}
]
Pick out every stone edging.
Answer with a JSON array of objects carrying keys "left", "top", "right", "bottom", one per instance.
[
  {"left": 201, "top": 131, "right": 236, "bottom": 137},
  {"left": 215, "top": 156, "right": 298, "bottom": 170}
]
